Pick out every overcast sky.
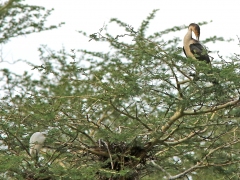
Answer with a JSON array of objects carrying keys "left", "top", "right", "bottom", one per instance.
[{"left": 2, "top": 0, "right": 240, "bottom": 74}]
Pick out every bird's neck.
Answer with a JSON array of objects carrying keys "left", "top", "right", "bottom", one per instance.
[{"left": 183, "top": 30, "right": 193, "bottom": 44}]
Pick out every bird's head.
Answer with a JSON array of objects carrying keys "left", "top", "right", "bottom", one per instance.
[
  {"left": 189, "top": 23, "right": 200, "bottom": 41},
  {"left": 29, "top": 132, "right": 47, "bottom": 145}
]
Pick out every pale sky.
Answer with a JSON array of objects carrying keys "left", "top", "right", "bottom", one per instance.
[{"left": 2, "top": 0, "right": 240, "bottom": 74}]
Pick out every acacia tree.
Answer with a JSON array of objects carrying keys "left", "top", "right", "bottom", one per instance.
[{"left": 1, "top": 9, "right": 240, "bottom": 179}]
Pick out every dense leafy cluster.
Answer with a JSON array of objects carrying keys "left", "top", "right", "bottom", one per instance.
[{"left": 0, "top": 5, "right": 240, "bottom": 180}]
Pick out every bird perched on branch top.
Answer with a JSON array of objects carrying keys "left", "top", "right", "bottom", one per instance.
[
  {"left": 183, "top": 23, "right": 210, "bottom": 63},
  {"left": 29, "top": 132, "right": 47, "bottom": 157}
]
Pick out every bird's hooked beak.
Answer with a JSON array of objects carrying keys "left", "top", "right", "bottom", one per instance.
[{"left": 193, "top": 30, "right": 200, "bottom": 41}]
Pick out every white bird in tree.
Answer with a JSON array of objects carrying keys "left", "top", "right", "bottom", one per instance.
[{"left": 29, "top": 132, "right": 47, "bottom": 157}]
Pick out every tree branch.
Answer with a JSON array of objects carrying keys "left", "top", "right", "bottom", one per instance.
[
  {"left": 183, "top": 98, "right": 240, "bottom": 115},
  {"left": 109, "top": 99, "right": 152, "bottom": 131}
]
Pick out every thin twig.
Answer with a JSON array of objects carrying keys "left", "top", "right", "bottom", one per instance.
[{"left": 102, "top": 140, "right": 114, "bottom": 169}]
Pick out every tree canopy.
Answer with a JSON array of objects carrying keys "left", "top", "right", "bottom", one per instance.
[
  {"left": 0, "top": 4, "right": 240, "bottom": 180},
  {"left": 0, "top": 0, "right": 63, "bottom": 44}
]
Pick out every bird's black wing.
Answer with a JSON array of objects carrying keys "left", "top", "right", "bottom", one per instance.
[
  {"left": 183, "top": 47, "right": 187, "bottom": 57},
  {"left": 190, "top": 43, "right": 210, "bottom": 63}
]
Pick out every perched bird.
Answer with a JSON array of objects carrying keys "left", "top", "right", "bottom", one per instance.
[
  {"left": 183, "top": 23, "right": 210, "bottom": 63},
  {"left": 29, "top": 132, "right": 47, "bottom": 157},
  {"left": 183, "top": 23, "right": 218, "bottom": 84}
]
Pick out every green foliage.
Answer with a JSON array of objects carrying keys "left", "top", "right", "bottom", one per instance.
[
  {"left": 1, "top": 8, "right": 240, "bottom": 180},
  {"left": 0, "top": 0, "right": 64, "bottom": 44}
]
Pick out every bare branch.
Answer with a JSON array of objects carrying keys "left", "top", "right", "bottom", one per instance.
[
  {"left": 109, "top": 99, "right": 152, "bottom": 131},
  {"left": 184, "top": 98, "right": 240, "bottom": 115}
]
